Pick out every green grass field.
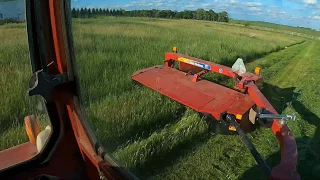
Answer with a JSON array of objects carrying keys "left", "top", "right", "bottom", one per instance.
[{"left": 1, "top": 17, "right": 319, "bottom": 179}]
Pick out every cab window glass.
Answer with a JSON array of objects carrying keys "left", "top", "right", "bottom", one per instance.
[{"left": 71, "top": 1, "right": 320, "bottom": 179}]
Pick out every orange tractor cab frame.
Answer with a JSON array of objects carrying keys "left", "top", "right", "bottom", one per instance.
[
  {"left": 0, "top": 0, "right": 300, "bottom": 180},
  {"left": 0, "top": 0, "right": 136, "bottom": 179}
]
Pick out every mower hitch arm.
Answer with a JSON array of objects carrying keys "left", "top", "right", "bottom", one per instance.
[{"left": 246, "top": 82, "right": 300, "bottom": 180}]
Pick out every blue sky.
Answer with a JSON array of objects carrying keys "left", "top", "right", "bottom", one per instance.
[{"left": 72, "top": 0, "right": 320, "bottom": 29}]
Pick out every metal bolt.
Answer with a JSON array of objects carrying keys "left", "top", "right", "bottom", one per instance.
[{"left": 257, "top": 113, "right": 296, "bottom": 125}]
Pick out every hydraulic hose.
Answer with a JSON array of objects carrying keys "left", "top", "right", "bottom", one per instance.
[{"left": 226, "top": 114, "right": 271, "bottom": 176}]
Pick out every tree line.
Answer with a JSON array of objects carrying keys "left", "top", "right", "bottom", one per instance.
[{"left": 71, "top": 8, "right": 229, "bottom": 22}]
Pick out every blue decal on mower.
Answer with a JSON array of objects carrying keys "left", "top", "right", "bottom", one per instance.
[{"left": 192, "top": 62, "right": 211, "bottom": 70}]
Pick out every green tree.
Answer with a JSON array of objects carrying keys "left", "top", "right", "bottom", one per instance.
[
  {"left": 140, "top": 10, "right": 147, "bottom": 17},
  {"left": 166, "top": 10, "right": 174, "bottom": 18},
  {"left": 151, "top": 9, "right": 158, "bottom": 18},
  {"left": 99, "top": 8, "right": 103, "bottom": 15},
  {"left": 87, "top": 8, "right": 92, "bottom": 18},
  {"left": 196, "top": 8, "right": 205, "bottom": 20},
  {"left": 120, "top": 9, "right": 126, "bottom": 16},
  {"left": 129, "top": 11, "right": 134, "bottom": 17},
  {"left": 79, "top": 8, "right": 84, "bottom": 18},
  {"left": 106, "top": 8, "right": 110, "bottom": 16},
  {"left": 204, "top": 11, "right": 210, "bottom": 21},
  {"left": 92, "top": 8, "right": 229, "bottom": 22},
  {"left": 175, "top": 11, "right": 183, "bottom": 19},
  {"left": 183, "top": 10, "right": 192, "bottom": 19},
  {"left": 76, "top": 8, "right": 80, "bottom": 18},
  {"left": 84, "top": 8, "right": 88, "bottom": 18},
  {"left": 155, "top": 11, "right": 160, "bottom": 18},
  {"left": 110, "top": 9, "right": 115, "bottom": 16},
  {"left": 218, "top": 11, "right": 229, "bottom": 22},
  {"left": 209, "top": 9, "right": 217, "bottom": 21},
  {"left": 92, "top": 8, "right": 96, "bottom": 17},
  {"left": 158, "top": 10, "right": 167, "bottom": 18},
  {"left": 134, "top": 10, "right": 139, "bottom": 17},
  {"left": 71, "top": 8, "right": 77, "bottom": 18}
]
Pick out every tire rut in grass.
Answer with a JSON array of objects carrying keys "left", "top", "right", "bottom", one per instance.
[
  {"left": 270, "top": 41, "right": 315, "bottom": 85},
  {"left": 244, "top": 40, "right": 309, "bottom": 81}
]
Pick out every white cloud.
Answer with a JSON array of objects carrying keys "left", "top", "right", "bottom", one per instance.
[
  {"left": 242, "top": 2, "right": 262, "bottom": 7},
  {"left": 229, "top": 0, "right": 239, "bottom": 4},
  {"left": 156, "top": 3, "right": 163, "bottom": 6},
  {"left": 154, "top": 0, "right": 164, "bottom": 3},
  {"left": 201, "top": 3, "right": 212, "bottom": 8},
  {"left": 249, "top": 7, "right": 261, "bottom": 11},
  {"left": 312, "top": 15, "right": 320, "bottom": 19},
  {"left": 185, "top": 4, "right": 195, "bottom": 8},
  {"left": 303, "top": 0, "right": 317, "bottom": 4},
  {"left": 256, "top": 8, "right": 304, "bottom": 21},
  {"left": 123, "top": 3, "right": 134, "bottom": 8},
  {"left": 288, "top": 0, "right": 318, "bottom": 5},
  {"left": 312, "top": 10, "right": 320, "bottom": 14},
  {"left": 294, "top": 7, "right": 306, "bottom": 11}
]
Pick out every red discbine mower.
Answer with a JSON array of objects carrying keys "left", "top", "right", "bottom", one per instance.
[{"left": 132, "top": 48, "right": 300, "bottom": 179}]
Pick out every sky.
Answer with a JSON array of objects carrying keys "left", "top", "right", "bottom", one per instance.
[{"left": 72, "top": 0, "right": 320, "bottom": 29}]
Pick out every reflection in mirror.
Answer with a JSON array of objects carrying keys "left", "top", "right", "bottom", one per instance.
[{"left": 0, "top": 20, "right": 51, "bottom": 168}]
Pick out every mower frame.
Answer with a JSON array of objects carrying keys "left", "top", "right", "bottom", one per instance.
[{"left": 132, "top": 50, "right": 300, "bottom": 179}]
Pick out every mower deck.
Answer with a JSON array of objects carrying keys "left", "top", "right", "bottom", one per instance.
[{"left": 132, "top": 65, "right": 255, "bottom": 119}]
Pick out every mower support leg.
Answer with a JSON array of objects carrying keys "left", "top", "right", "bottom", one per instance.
[{"left": 192, "top": 70, "right": 209, "bottom": 82}]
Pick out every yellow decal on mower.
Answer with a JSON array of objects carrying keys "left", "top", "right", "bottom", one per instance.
[{"left": 178, "top": 57, "right": 211, "bottom": 70}]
